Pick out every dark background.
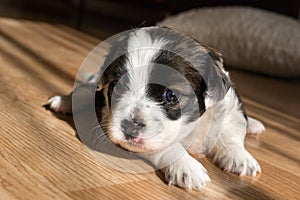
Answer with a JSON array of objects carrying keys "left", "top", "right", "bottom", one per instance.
[{"left": 0, "top": 0, "right": 299, "bottom": 39}]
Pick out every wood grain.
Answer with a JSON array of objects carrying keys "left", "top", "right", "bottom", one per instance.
[{"left": 0, "top": 18, "right": 299, "bottom": 200}]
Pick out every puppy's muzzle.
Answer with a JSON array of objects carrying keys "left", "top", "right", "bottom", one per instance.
[{"left": 121, "top": 118, "right": 145, "bottom": 140}]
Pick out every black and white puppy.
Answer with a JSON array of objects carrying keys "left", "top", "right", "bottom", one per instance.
[{"left": 47, "top": 27, "right": 265, "bottom": 190}]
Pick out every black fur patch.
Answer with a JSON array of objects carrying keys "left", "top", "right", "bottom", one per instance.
[
  {"left": 147, "top": 83, "right": 182, "bottom": 120},
  {"left": 148, "top": 50, "right": 207, "bottom": 122},
  {"left": 101, "top": 54, "right": 129, "bottom": 108},
  {"left": 102, "top": 54, "right": 128, "bottom": 86},
  {"left": 95, "top": 89, "right": 106, "bottom": 121}
]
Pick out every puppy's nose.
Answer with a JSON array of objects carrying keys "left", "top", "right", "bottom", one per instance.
[{"left": 121, "top": 118, "right": 145, "bottom": 139}]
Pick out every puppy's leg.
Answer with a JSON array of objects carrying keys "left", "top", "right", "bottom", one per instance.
[
  {"left": 47, "top": 95, "right": 72, "bottom": 114},
  {"left": 46, "top": 73, "right": 100, "bottom": 114},
  {"left": 143, "top": 144, "right": 210, "bottom": 190},
  {"left": 47, "top": 83, "right": 97, "bottom": 115},
  {"left": 209, "top": 113, "right": 261, "bottom": 176},
  {"left": 247, "top": 117, "right": 265, "bottom": 135}
]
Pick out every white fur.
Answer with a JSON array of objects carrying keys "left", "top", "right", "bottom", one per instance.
[
  {"left": 162, "top": 152, "right": 211, "bottom": 189},
  {"left": 141, "top": 143, "right": 211, "bottom": 189},
  {"left": 110, "top": 92, "right": 196, "bottom": 153},
  {"left": 47, "top": 27, "right": 265, "bottom": 190},
  {"left": 108, "top": 30, "right": 189, "bottom": 153},
  {"left": 207, "top": 88, "right": 262, "bottom": 176},
  {"left": 125, "top": 28, "right": 167, "bottom": 92},
  {"left": 247, "top": 117, "right": 265, "bottom": 134},
  {"left": 47, "top": 95, "right": 71, "bottom": 114}
]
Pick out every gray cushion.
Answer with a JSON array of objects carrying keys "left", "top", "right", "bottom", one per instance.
[{"left": 157, "top": 7, "right": 300, "bottom": 78}]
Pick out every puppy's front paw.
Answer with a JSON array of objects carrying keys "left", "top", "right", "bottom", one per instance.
[
  {"left": 46, "top": 95, "right": 72, "bottom": 114},
  {"left": 162, "top": 154, "right": 210, "bottom": 190},
  {"left": 214, "top": 147, "right": 261, "bottom": 176}
]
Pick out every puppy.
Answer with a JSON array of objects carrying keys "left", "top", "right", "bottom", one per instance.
[{"left": 47, "top": 27, "right": 265, "bottom": 190}]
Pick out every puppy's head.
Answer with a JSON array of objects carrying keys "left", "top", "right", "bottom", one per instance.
[{"left": 97, "top": 27, "right": 230, "bottom": 153}]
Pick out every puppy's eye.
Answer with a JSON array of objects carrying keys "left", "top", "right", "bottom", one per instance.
[{"left": 163, "top": 89, "right": 180, "bottom": 105}]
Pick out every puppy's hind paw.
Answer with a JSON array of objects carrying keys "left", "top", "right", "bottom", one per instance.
[
  {"left": 247, "top": 117, "right": 265, "bottom": 135},
  {"left": 45, "top": 95, "right": 72, "bottom": 115}
]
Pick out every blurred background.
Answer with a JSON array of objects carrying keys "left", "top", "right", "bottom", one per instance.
[{"left": 0, "top": 0, "right": 299, "bottom": 40}]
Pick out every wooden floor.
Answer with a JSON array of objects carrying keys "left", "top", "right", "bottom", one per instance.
[{"left": 0, "top": 18, "right": 299, "bottom": 200}]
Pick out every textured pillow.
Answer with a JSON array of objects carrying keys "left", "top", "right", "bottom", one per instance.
[{"left": 157, "top": 7, "right": 300, "bottom": 78}]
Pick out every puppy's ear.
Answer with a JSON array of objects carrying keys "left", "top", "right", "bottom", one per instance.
[{"left": 201, "top": 45, "right": 231, "bottom": 107}]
